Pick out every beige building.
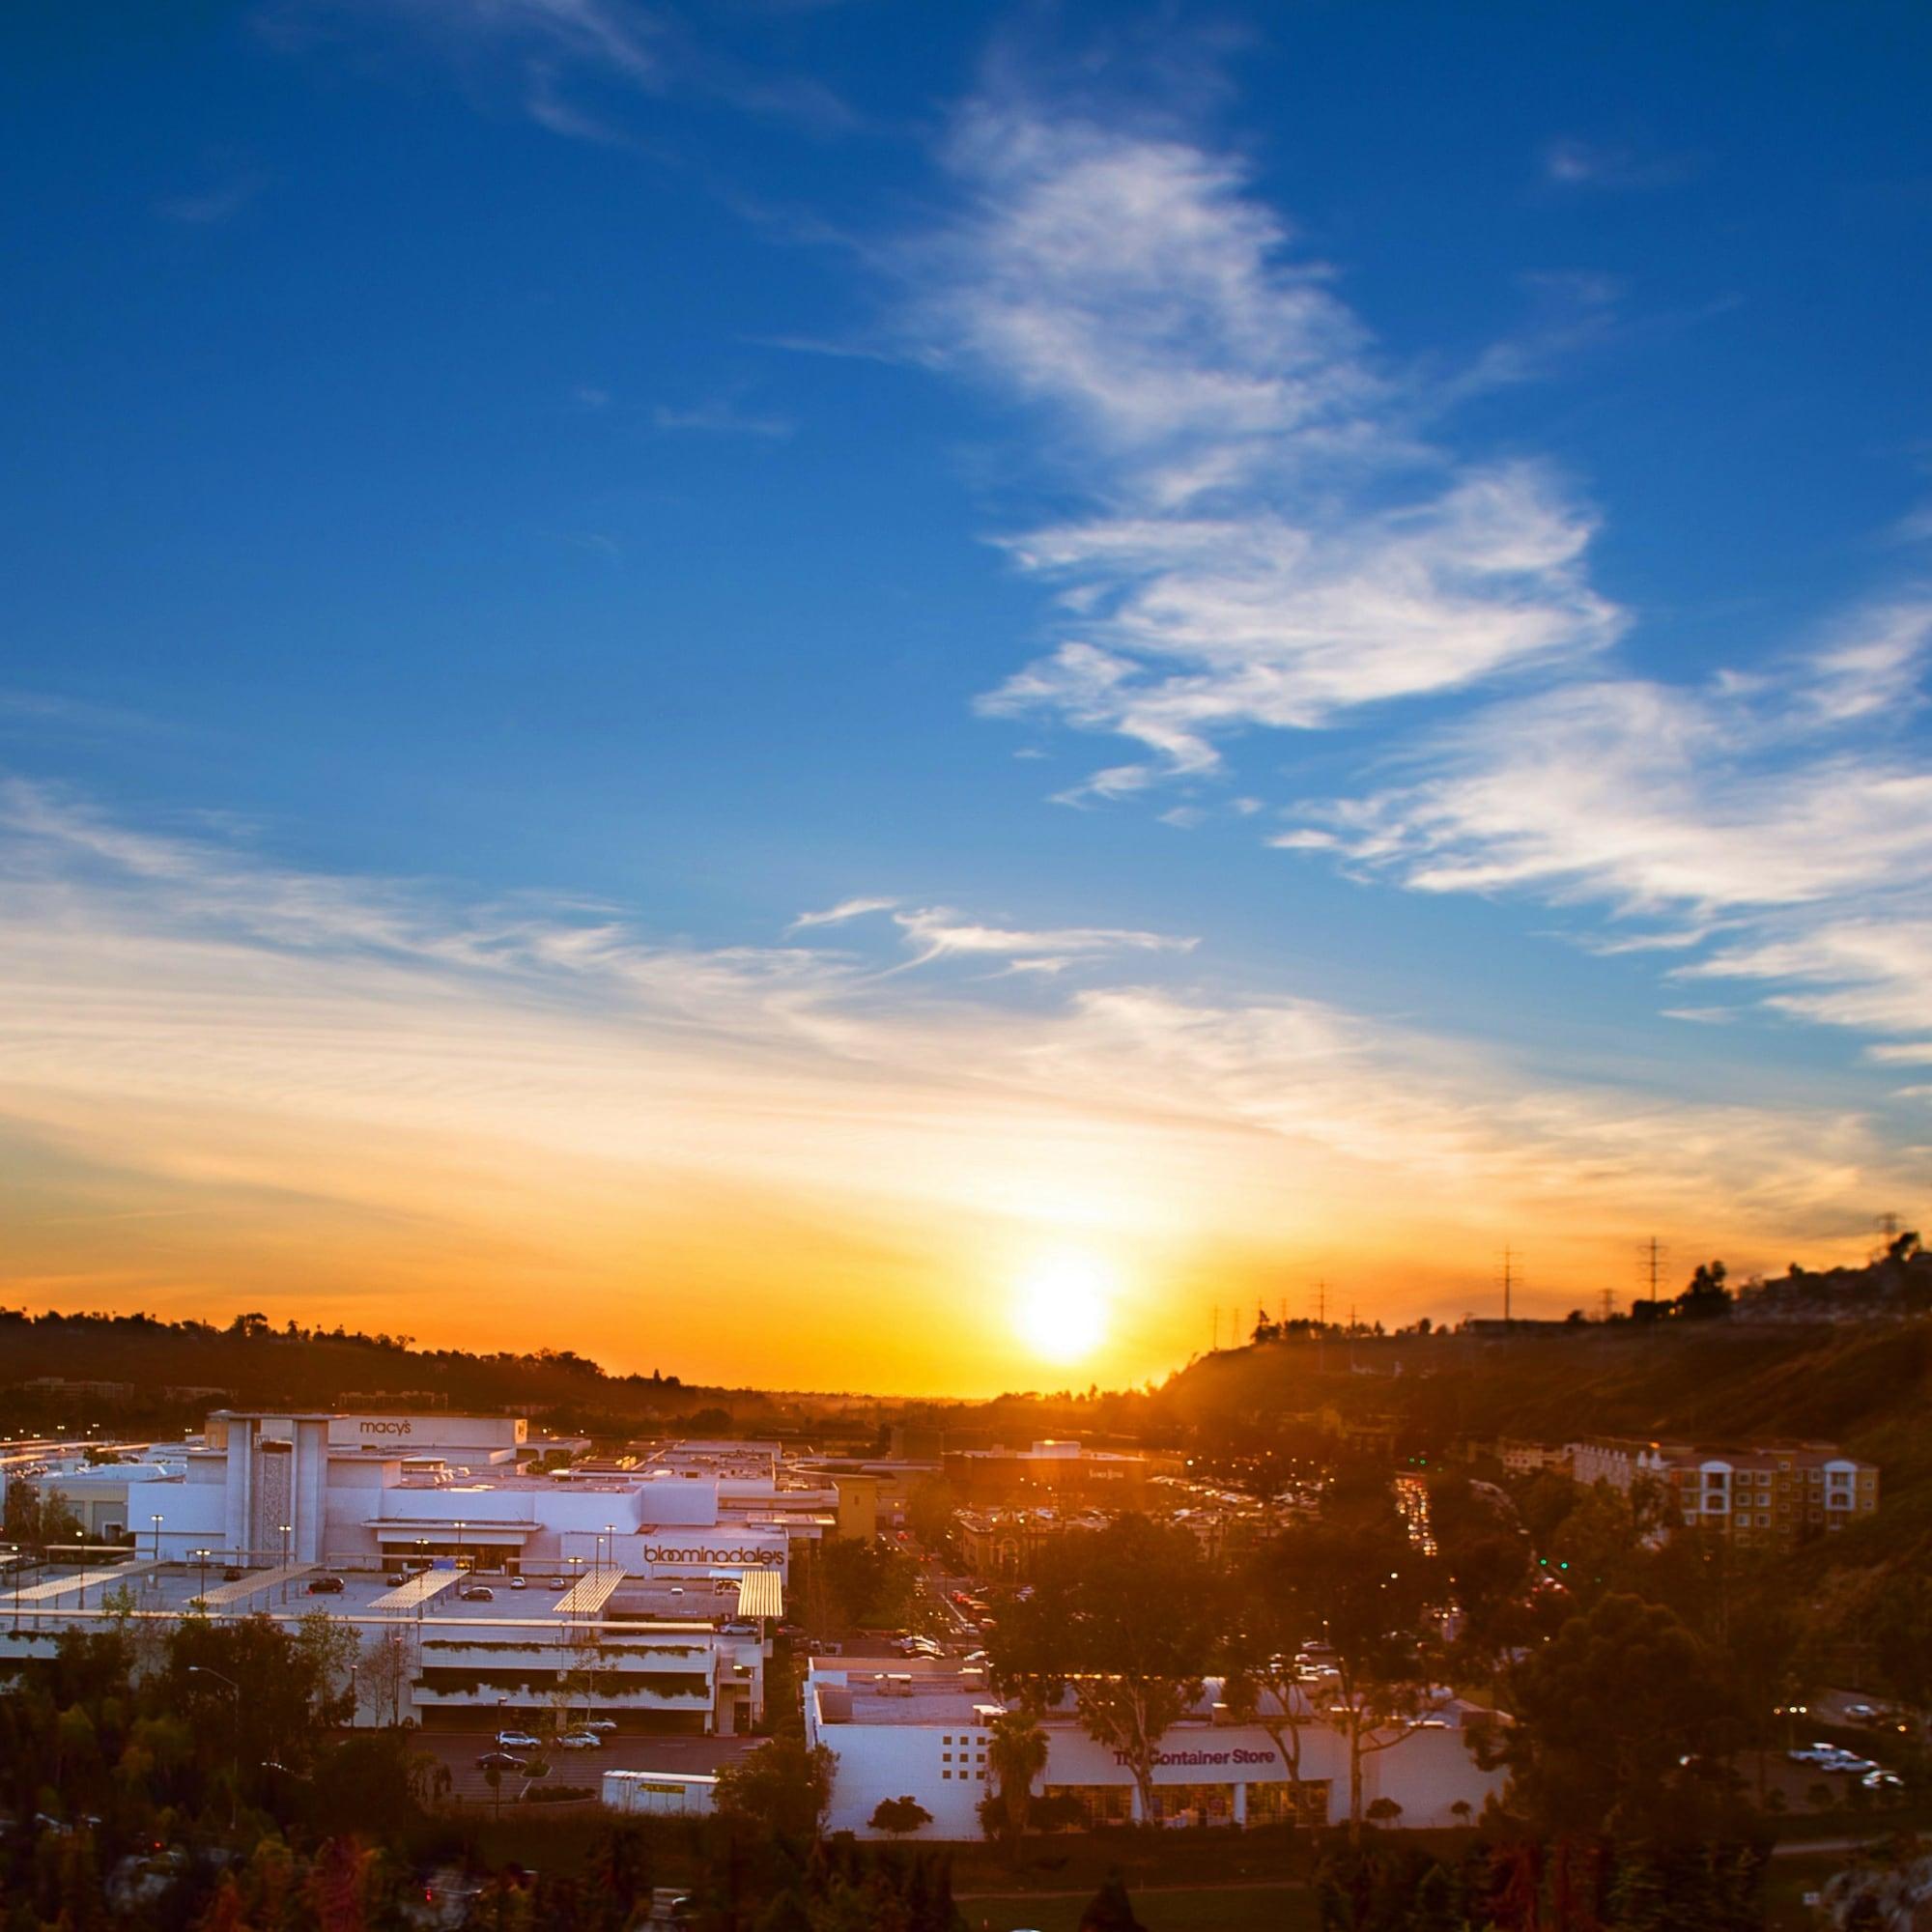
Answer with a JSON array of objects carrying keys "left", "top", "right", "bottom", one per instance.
[{"left": 1566, "top": 1435, "right": 1879, "bottom": 1549}]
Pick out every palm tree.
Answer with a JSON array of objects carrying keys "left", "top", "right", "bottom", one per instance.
[{"left": 987, "top": 1708, "right": 1049, "bottom": 1843}]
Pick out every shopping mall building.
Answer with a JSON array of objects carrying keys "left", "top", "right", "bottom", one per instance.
[{"left": 2, "top": 1411, "right": 809, "bottom": 1736}]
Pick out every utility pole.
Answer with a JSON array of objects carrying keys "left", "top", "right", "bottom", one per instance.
[
  {"left": 1599, "top": 1285, "right": 1613, "bottom": 1324},
  {"left": 1501, "top": 1247, "right": 1515, "bottom": 1325}
]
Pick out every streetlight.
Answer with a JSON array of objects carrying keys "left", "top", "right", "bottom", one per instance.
[
  {"left": 151, "top": 1514, "right": 164, "bottom": 1563},
  {"left": 604, "top": 1525, "right": 616, "bottom": 1584},
  {"left": 191, "top": 1548, "right": 213, "bottom": 1607},
  {"left": 187, "top": 1665, "right": 242, "bottom": 1830},
  {"left": 279, "top": 1523, "right": 293, "bottom": 1603},
  {"left": 456, "top": 1520, "right": 466, "bottom": 1575}
]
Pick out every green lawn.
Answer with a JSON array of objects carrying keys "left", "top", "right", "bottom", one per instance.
[{"left": 958, "top": 1885, "right": 1315, "bottom": 1932}]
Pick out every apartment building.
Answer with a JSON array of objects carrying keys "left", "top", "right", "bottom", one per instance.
[{"left": 1566, "top": 1435, "right": 1878, "bottom": 1548}]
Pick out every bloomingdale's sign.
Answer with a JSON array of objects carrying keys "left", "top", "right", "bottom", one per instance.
[{"left": 639, "top": 1545, "right": 781, "bottom": 1566}]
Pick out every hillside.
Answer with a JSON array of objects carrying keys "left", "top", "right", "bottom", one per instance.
[
  {"left": 0, "top": 1308, "right": 840, "bottom": 1439},
  {"left": 1157, "top": 1316, "right": 1932, "bottom": 1574}
]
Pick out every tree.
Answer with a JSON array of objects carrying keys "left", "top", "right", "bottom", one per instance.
[
  {"left": 984, "top": 1707, "right": 1048, "bottom": 1843},
  {"left": 819, "top": 1537, "right": 915, "bottom": 1630},
  {"left": 1677, "top": 1260, "right": 1732, "bottom": 1320},
  {"left": 1273, "top": 1490, "right": 1446, "bottom": 1842},
  {"left": 1502, "top": 1592, "right": 1738, "bottom": 1835},
  {"left": 714, "top": 1737, "right": 836, "bottom": 1839},
  {"left": 1078, "top": 1871, "right": 1145, "bottom": 1931},
  {"left": 1221, "top": 1537, "right": 1323, "bottom": 1825},
  {"left": 293, "top": 1610, "right": 360, "bottom": 1729},
  {"left": 3, "top": 1481, "right": 83, "bottom": 1553},
  {"left": 986, "top": 1517, "right": 1220, "bottom": 1827},
  {"left": 904, "top": 1479, "right": 961, "bottom": 1554},
  {"left": 868, "top": 1795, "right": 932, "bottom": 1839},
  {"left": 1869, "top": 1571, "right": 1932, "bottom": 1710}
]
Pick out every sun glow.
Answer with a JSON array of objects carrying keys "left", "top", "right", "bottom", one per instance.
[{"left": 1013, "top": 1249, "right": 1116, "bottom": 1364}]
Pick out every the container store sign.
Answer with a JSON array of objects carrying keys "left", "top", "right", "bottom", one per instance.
[
  {"left": 1112, "top": 1747, "right": 1279, "bottom": 1770},
  {"left": 1048, "top": 1727, "right": 1286, "bottom": 1782}
]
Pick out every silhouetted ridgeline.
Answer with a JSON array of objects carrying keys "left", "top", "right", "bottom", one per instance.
[{"left": 0, "top": 1309, "right": 769, "bottom": 1435}]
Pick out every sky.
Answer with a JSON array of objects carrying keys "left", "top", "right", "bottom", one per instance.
[{"left": 2, "top": 1, "right": 1930, "bottom": 1396}]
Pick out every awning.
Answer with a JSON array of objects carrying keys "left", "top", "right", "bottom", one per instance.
[
  {"left": 368, "top": 1570, "right": 467, "bottom": 1612},
  {"left": 554, "top": 1569, "right": 626, "bottom": 1617},
  {"left": 736, "top": 1571, "right": 783, "bottom": 1619}
]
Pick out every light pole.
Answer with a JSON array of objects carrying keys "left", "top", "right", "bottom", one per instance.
[
  {"left": 187, "top": 1664, "right": 242, "bottom": 1830},
  {"left": 456, "top": 1520, "right": 466, "bottom": 1575},
  {"left": 279, "top": 1523, "right": 292, "bottom": 1603},
  {"left": 151, "top": 1514, "right": 163, "bottom": 1563},
  {"left": 604, "top": 1524, "right": 616, "bottom": 1585},
  {"left": 192, "top": 1547, "right": 212, "bottom": 1608}
]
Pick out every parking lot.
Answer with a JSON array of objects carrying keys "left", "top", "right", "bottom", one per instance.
[{"left": 415, "top": 1724, "right": 761, "bottom": 1807}]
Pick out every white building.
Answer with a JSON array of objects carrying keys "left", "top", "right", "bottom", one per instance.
[
  {"left": 803, "top": 1659, "right": 1505, "bottom": 1838},
  {"left": 4, "top": 1413, "right": 801, "bottom": 1738}
]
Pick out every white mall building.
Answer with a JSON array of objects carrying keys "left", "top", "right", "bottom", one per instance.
[{"left": 4, "top": 1411, "right": 809, "bottom": 1737}]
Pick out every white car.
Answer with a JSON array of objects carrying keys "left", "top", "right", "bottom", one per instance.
[
  {"left": 1863, "top": 1769, "right": 1904, "bottom": 1792},
  {"left": 508, "top": 1576, "right": 528, "bottom": 1591},
  {"left": 557, "top": 1731, "right": 603, "bottom": 1750},
  {"left": 495, "top": 1729, "right": 541, "bottom": 1750},
  {"left": 582, "top": 1718, "right": 618, "bottom": 1734}
]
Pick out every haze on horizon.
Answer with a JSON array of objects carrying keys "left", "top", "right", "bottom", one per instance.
[{"left": 2, "top": 4, "right": 1929, "bottom": 1397}]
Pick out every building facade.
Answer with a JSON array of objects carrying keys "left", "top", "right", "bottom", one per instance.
[{"left": 804, "top": 1660, "right": 1504, "bottom": 1838}]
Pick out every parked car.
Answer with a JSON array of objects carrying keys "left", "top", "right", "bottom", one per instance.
[
  {"left": 1863, "top": 1769, "right": 1905, "bottom": 1792},
  {"left": 495, "top": 1730, "right": 541, "bottom": 1750},
  {"left": 582, "top": 1718, "right": 618, "bottom": 1734},
  {"left": 1845, "top": 1703, "right": 1879, "bottom": 1720},
  {"left": 720, "top": 1621, "right": 760, "bottom": 1637},
  {"left": 306, "top": 1575, "right": 345, "bottom": 1594},
  {"left": 459, "top": 1584, "right": 495, "bottom": 1602},
  {"left": 557, "top": 1731, "right": 603, "bottom": 1750},
  {"left": 509, "top": 1576, "right": 528, "bottom": 1591},
  {"left": 475, "top": 1751, "right": 526, "bottom": 1772},
  {"left": 220, "top": 1567, "right": 246, "bottom": 1583}
]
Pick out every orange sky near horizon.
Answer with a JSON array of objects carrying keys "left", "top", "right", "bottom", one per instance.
[{"left": 0, "top": 795, "right": 1910, "bottom": 1398}]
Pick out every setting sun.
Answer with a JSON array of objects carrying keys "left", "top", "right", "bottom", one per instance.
[{"left": 1013, "top": 1249, "right": 1116, "bottom": 1364}]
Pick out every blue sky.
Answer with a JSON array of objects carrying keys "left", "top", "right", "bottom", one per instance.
[{"left": 2, "top": 2, "right": 1929, "bottom": 1388}]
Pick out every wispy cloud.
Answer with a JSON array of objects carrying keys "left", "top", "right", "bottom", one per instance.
[
  {"left": 156, "top": 178, "right": 263, "bottom": 225},
  {"left": 1281, "top": 602, "right": 1932, "bottom": 1052},
  {"left": 652, "top": 397, "right": 795, "bottom": 440},
  {"left": 905, "top": 97, "right": 1622, "bottom": 792},
  {"left": 1540, "top": 137, "right": 1693, "bottom": 192},
  {"left": 269, "top": 0, "right": 851, "bottom": 142},
  {"left": 787, "top": 896, "right": 899, "bottom": 932}
]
